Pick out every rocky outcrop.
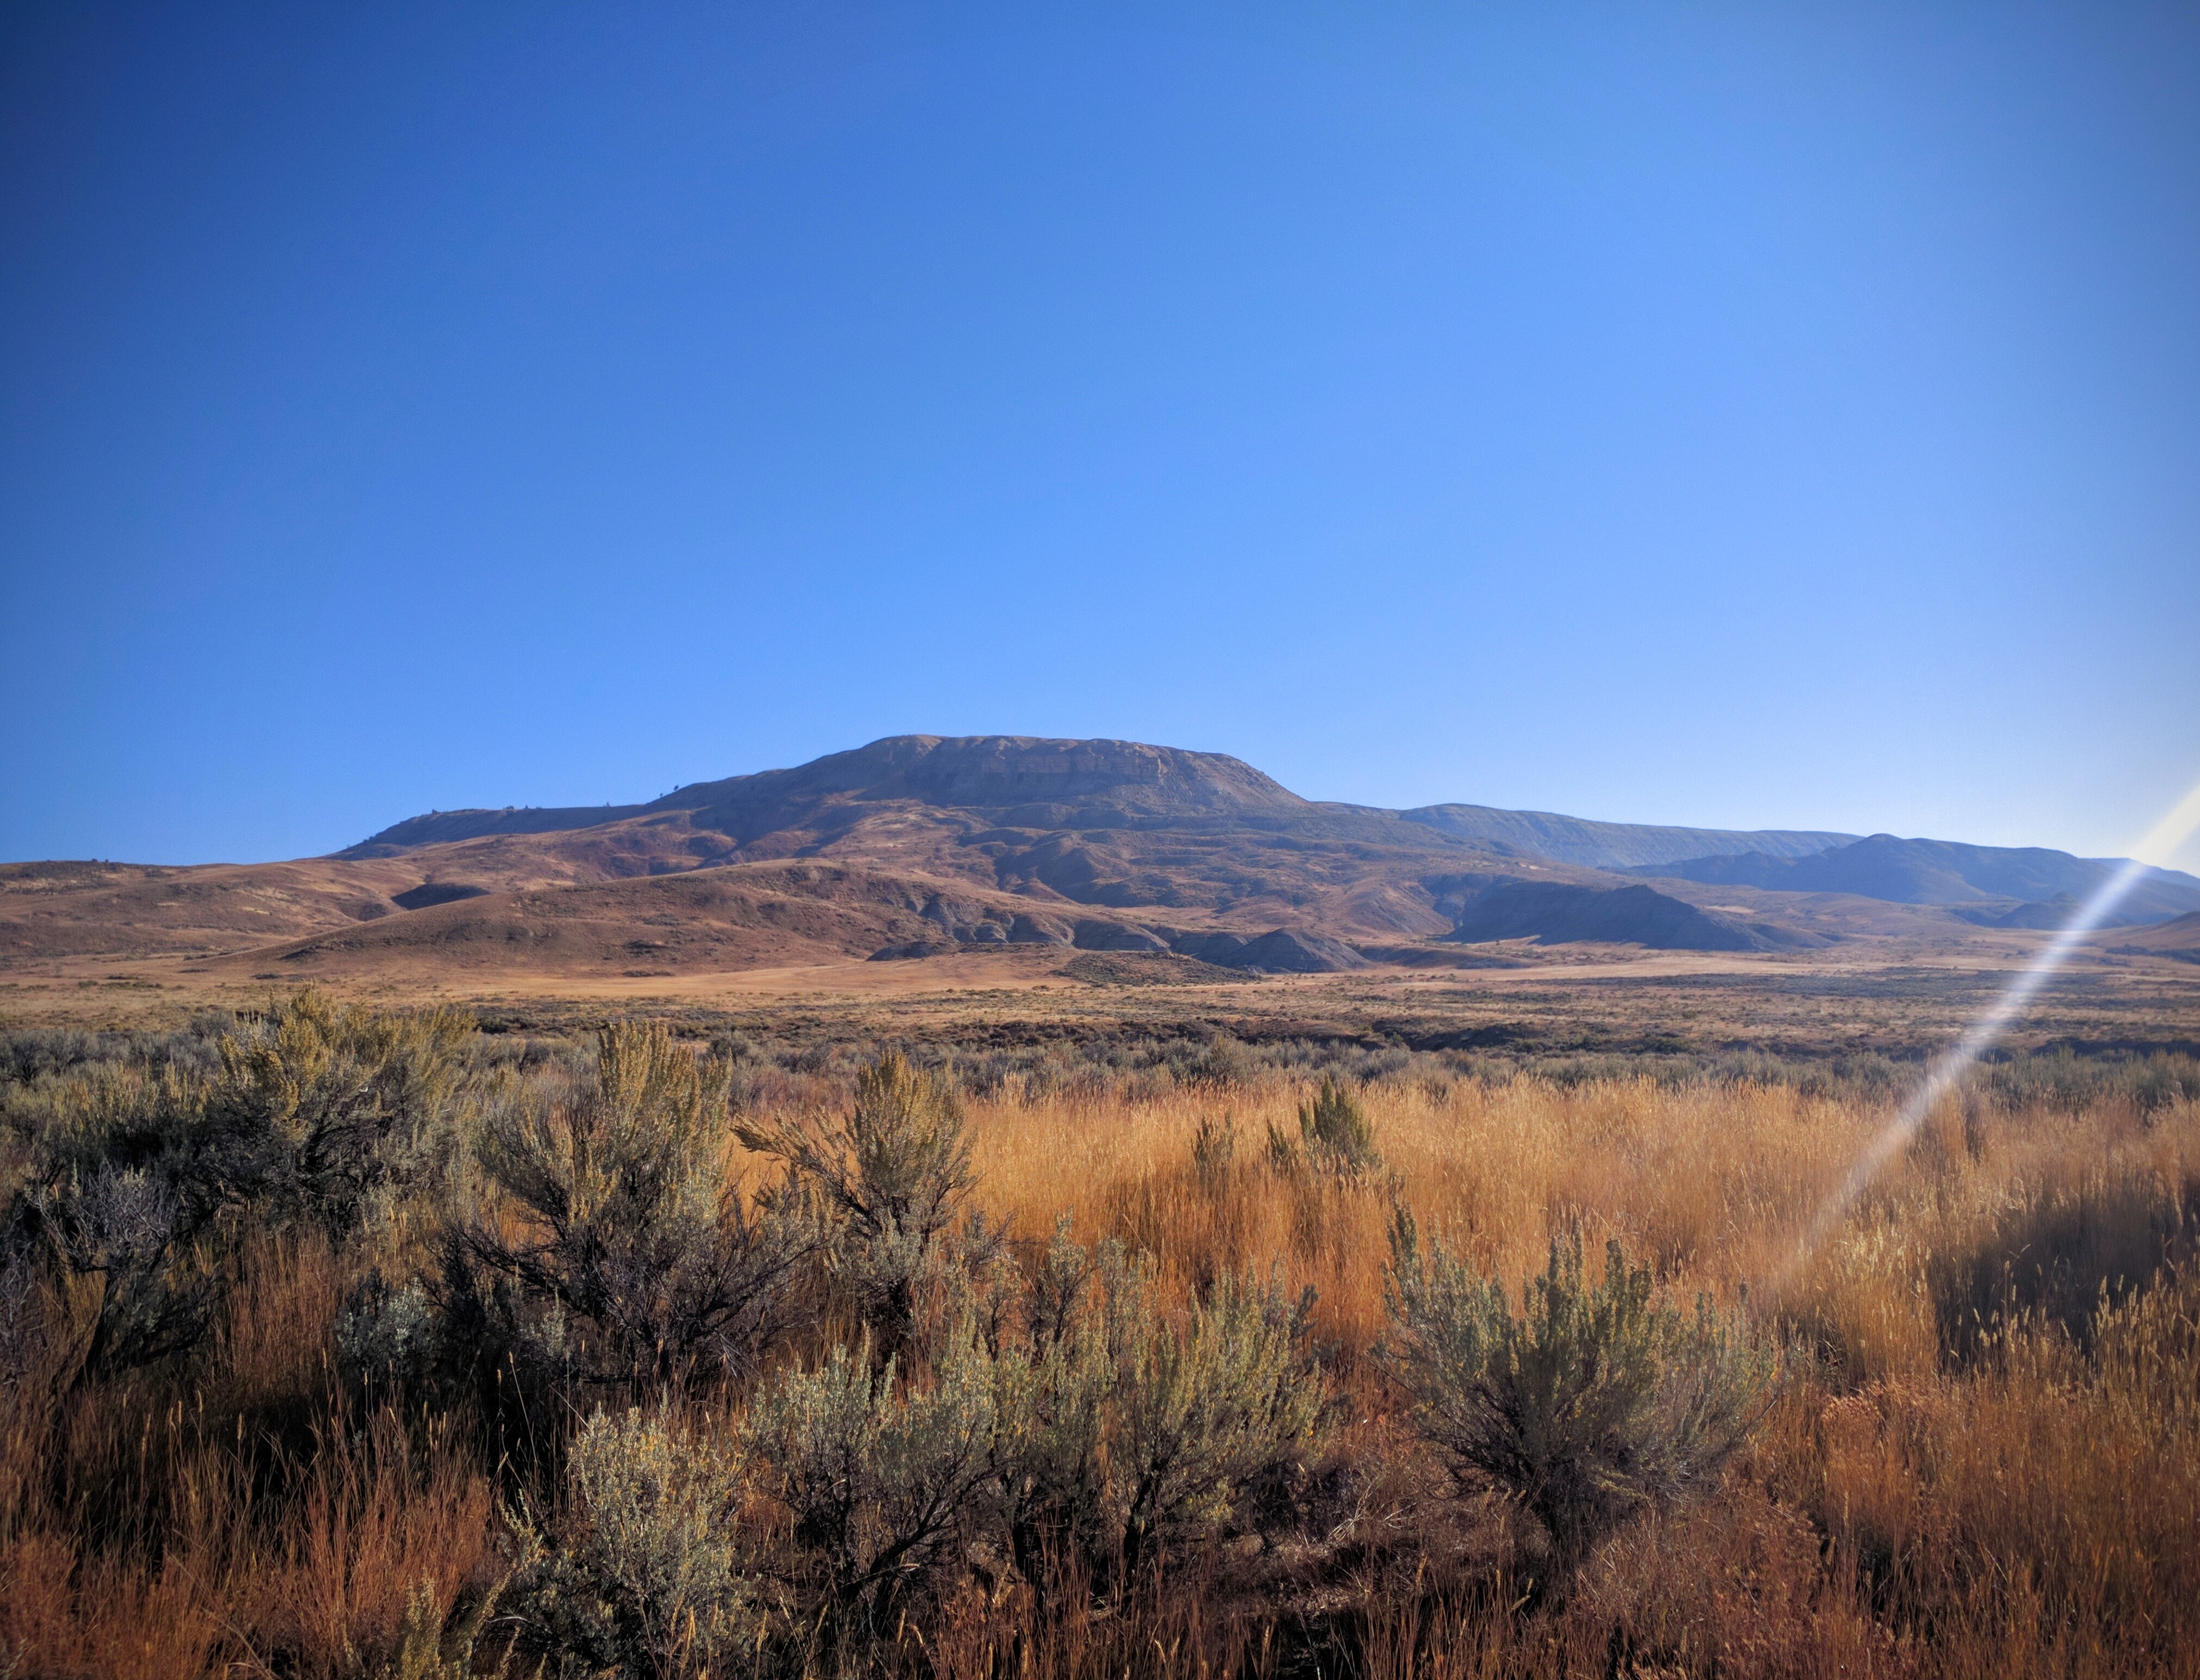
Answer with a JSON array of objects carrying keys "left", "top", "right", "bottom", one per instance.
[
  {"left": 1072, "top": 918, "right": 1171, "bottom": 953},
  {"left": 868, "top": 913, "right": 1368, "bottom": 972},
  {"left": 1170, "top": 930, "right": 1249, "bottom": 965},
  {"left": 1009, "top": 912, "right": 1074, "bottom": 945},
  {"left": 920, "top": 893, "right": 1003, "bottom": 941},
  {"left": 1229, "top": 928, "right": 1370, "bottom": 973},
  {"left": 1167, "top": 927, "right": 1365, "bottom": 972}
]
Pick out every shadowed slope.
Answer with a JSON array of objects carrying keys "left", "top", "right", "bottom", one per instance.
[{"left": 1443, "top": 880, "right": 1818, "bottom": 953}]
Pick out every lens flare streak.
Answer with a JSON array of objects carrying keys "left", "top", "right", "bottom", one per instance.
[{"left": 1774, "top": 779, "right": 2200, "bottom": 1290}]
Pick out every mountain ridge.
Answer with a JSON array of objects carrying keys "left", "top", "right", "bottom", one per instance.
[
  {"left": 343, "top": 736, "right": 1860, "bottom": 873},
  {"left": 342, "top": 737, "right": 1308, "bottom": 857},
  {"left": 1397, "top": 803, "right": 1856, "bottom": 869},
  {"left": 1626, "top": 833, "right": 2200, "bottom": 923},
  {"left": 12, "top": 735, "right": 2198, "bottom": 977}
]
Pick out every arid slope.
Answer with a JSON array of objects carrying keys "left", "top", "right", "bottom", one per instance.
[{"left": 12, "top": 734, "right": 2178, "bottom": 983}]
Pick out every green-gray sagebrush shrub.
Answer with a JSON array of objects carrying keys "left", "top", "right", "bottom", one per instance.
[
  {"left": 1264, "top": 1074, "right": 1380, "bottom": 1178},
  {"left": 508, "top": 1406, "right": 763, "bottom": 1679},
  {"left": 1381, "top": 1212, "right": 1776, "bottom": 1577},
  {"left": 738, "top": 1052, "right": 1005, "bottom": 1356},
  {"left": 209, "top": 989, "right": 478, "bottom": 1239},
  {"left": 3, "top": 991, "right": 475, "bottom": 1388},
  {"left": 990, "top": 1221, "right": 1327, "bottom": 1587},
  {"left": 741, "top": 1323, "right": 1003, "bottom": 1664},
  {"left": 725, "top": 1227, "right": 1326, "bottom": 1666},
  {"left": 1297, "top": 1075, "right": 1380, "bottom": 1173},
  {"left": 3, "top": 1066, "right": 215, "bottom": 1388},
  {"left": 447, "top": 1021, "right": 817, "bottom": 1395},
  {"left": 336, "top": 1272, "right": 443, "bottom": 1395}
]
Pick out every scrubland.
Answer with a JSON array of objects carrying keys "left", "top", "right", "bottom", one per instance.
[{"left": 2, "top": 995, "right": 2196, "bottom": 1678}]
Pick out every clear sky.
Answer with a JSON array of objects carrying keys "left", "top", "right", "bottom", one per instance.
[{"left": 4, "top": 3, "right": 2197, "bottom": 869}]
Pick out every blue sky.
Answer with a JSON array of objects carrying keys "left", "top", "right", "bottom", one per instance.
[{"left": 4, "top": 3, "right": 2197, "bottom": 868}]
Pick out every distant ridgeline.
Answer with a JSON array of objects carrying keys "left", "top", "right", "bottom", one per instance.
[
  {"left": 321, "top": 739, "right": 2200, "bottom": 959},
  {"left": 13, "top": 737, "right": 2196, "bottom": 974},
  {"left": 1622, "top": 832, "right": 2200, "bottom": 927},
  {"left": 346, "top": 736, "right": 1866, "bottom": 873}
]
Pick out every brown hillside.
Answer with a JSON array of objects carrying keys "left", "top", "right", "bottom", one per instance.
[
  {"left": 2110, "top": 911, "right": 2200, "bottom": 962},
  {"left": 255, "top": 863, "right": 1049, "bottom": 981},
  {"left": 1, "top": 736, "right": 2022, "bottom": 979},
  {"left": 336, "top": 734, "right": 1534, "bottom": 928},
  {"left": 339, "top": 735, "right": 1311, "bottom": 857},
  {"left": 0, "top": 858, "right": 423, "bottom": 961}
]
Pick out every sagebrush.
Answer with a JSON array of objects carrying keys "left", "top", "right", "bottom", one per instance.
[{"left": 3, "top": 996, "right": 2197, "bottom": 1677}]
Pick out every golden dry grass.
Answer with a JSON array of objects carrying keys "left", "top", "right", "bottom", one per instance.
[
  {"left": 1, "top": 1231, "right": 497, "bottom": 1679},
  {"left": 953, "top": 1072, "right": 2200, "bottom": 1674},
  {"left": 5, "top": 1057, "right": 2197, "bottom": 1676}
]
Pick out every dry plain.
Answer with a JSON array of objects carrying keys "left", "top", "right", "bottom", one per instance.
[{"left": 7, "top": 737, "right": 2200, "bottom": 1677}]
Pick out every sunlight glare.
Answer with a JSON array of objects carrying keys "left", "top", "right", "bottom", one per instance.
[{"left": 1773, "top": 766, "right": 2200, "bottom": 1292}]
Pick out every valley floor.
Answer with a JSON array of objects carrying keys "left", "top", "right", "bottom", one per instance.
[
  {"left": 8, "top": 929, "right": 2197, "bottom": 1071},
  {"left": 3, "top": 951, "right": 2197, "bottom": 1676}
]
